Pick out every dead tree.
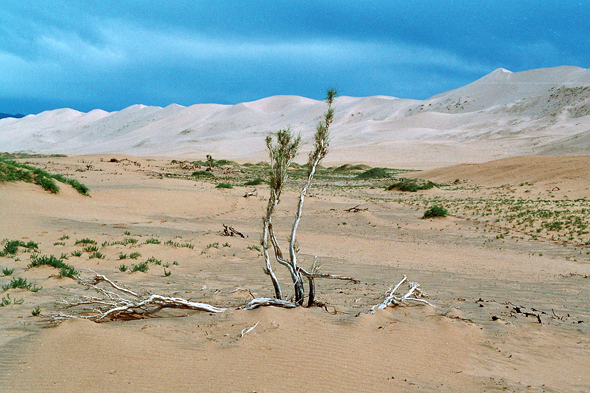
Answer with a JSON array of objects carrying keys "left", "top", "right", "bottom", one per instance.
[{"left": 259, "top": 89, "right": 356, "bottom": 307}]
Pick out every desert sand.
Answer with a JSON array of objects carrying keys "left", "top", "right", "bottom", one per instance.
[
  {"left": 1, "top": 66, "right": 590, "bottom": 391},
  {"left": 0, "top": 153, "right": 589, "bottom": 392}
]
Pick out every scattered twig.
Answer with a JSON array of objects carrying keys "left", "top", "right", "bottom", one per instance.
[
  {"left": 243, "top": 189, "right": 257, "bottom": 198},
  {"left": 359, "top": 275, "right": 434, "bottom": 315},
  {"left": 221, "top": 224, "right": 246, "bottom": 238},
  {"left": 344, "top": 205, "right": 368, "bottom": 213},
  {"left": 240, "top": 321, "right": 259, "bottom": 338}
]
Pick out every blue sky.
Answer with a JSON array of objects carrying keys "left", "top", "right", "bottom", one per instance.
[{"left": 1, "top": 1, "right": 589, "bottom": 114}]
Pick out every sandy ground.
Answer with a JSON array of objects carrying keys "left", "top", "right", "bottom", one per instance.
[{"left": 0, "top": 154, "right": 589, "bottom": 392}]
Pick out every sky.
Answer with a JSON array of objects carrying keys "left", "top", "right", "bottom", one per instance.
[{"left": 1, "top": 1, "right": 589, "bottom": 115}]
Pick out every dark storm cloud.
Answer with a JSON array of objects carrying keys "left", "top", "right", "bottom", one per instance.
[{"left": 1, "top": 1, "right": 588, "bottom": 114}]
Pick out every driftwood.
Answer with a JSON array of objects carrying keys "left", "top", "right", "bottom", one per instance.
[
  {"left": 344, "top": 205, "right": 369, "bottom": 213},
  {"left": 360, "top": 275, "right": 434, "bottom": 315},
  {"left": 221, "top": 224, "right": 246, "bottom": 238},
  {"left": 47, "top": 270, "right": 226, "bottom": 323}
]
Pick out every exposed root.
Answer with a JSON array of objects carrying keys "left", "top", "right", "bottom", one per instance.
[{"left": 360, "top": 275, "right": 435, "bottom": 315}]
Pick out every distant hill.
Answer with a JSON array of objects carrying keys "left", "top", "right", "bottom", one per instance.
[
  {"left": 1, "top": 66, "right": 590, "bottom": 168},
  {"left": 0, "top": 113, "right": 25, "bottom": 120}
]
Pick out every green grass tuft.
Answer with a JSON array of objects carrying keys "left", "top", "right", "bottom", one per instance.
[
  {"left": 215, "top": 182, "right": 233, "bottom": 189},
  {"left": 28, "top": 254, "right": 78, "bottom": 278},
  {"left": 2, "top": 277, "right": 41, "bottom": 292},
  {"left": 131, "top": 262, "right": 149, "bottom": 273}
]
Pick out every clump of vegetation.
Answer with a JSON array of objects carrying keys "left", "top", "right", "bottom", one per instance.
[
  {"left": 0, "top": 239, "right": 39, "bottom": 256},
  {"left": 129, "top": 252, "right": 141, "bottom": 259},
  {"left": 131, "top": 262, "right": 149, "bottom": 273},
  {"left": 356, "top": 167, "right": 391, "bottom": 179},
  {"left": 332, "top": 164, "right": 370, "bottom": 172},
  {"left": 146, "top": 256, "right": 162, "bottom": 265},
  {"left": 118, "top": 264, "right": 128, "bottom": 272},
  {"left": 216, "top": 182, "right": 233, "bottom": 189},
  {"left": 387, "top": 178, "right": 437, "bottom": 192},
  {"left": 206, "top": 242, "right": 219, "bottom": 249},
  {"left": 74, "top": 238, "right": 97, "bottom": 246},
  {"left": 2, "top": 277, "right": 41, "bottom": 292},
  {"left": 163, "top": 240, "right": 194, "bottom": 249},
  {"left": 2, "top": 267, "right": 14, "bottom": 276},
  {"left": 191, "top": 170, "right": 215, "bottom": 178},
  {"left": 32, "top": 306, "right": 41, "bottom": 316},
  {"left": 1, "top": 294, "right": 24, "bottom": 306},
  {"left": 0, "top": 158, "right": 89, "bottom": 195},
  {"left": 83, "top": 245, "right": 99, "bottom": 253},
  {"left": 28, "top": 254, "right": 79, "bottom": 278},
  {"left": 144, "top": 238, "right": 161, "bottom": 245},
  {"left": 423, "top": 205, "right": 449, "bottom": 219},
  {"left": 70, "top": 250, "right": 83, "bottom": 257},
  {"left": 88, "top": 251, "right": 105, "bottom": 259}
]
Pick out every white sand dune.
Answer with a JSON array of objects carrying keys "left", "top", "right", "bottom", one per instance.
[{"left": 1, "top": 66, "right": 590, "bottom": 168}]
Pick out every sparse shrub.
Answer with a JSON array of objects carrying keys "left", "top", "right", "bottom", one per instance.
[
  {"left": 70, "top": 250, "right": 83, "bottom": 257},
  {"left": 75, "top": 238, "right": 97, "bottom": 246},
  {"left": 59, "top": 265, "right": 78, "bottom": 278},
  {"left": 53, "top": 242, "right": 66, "bottom": 246},
  {"left": 356, "top": 167, "right": 390, "bottom": 179},
  {"left": 118, "top": 253, "right": 128, "bottom": 259},
  {"left": 32, "top": 306, "right": 41, "bottom": 316},
  {"left": 144, "top": 238, "right": 161, "bottom": 245},
  {"left": 207, "top": 242, "right": 219, "bottom": 249},
  {"left": 28, "top": 254, "right": 78, "bottom": 278},
  {"left": 423, "top": 205, "right": 449, "bottom": 219},
  {"left": 216, "top": 182, "right": 233, "bottom": 189},
  {"left": 2, "top": 267, "right": 14, "bottom": 276},
  {"left": 131, "top": 262, "right": 149, "bottom": 273},
  {"left": 147, "top": 256, "right": 162, "bottom": 265},
  {"left": 124, "top": 231, "right": 131, "bottom": 236},
  {"left": 58, "top": 235, "right": 70, "bottom": 240},
  {"left": 2, "top": 277, "right": 41, "bottom": 292},
  {"left": 247, "top": 245, "right": 261, "bottom": 252},
  {"left": 1, "top": 294, "right": 24, "bottom": 306},
  {"left": 164, "top": 269, "right": 171, "bottom": 277},
  {"left": 118, "top": 264, "right": 128, "bottom": 272},
  {"left": 88, "top": 251, "right": 105, "bottom": 259},
  {"left": 164, "top": 240, "right": 194, "bottom": 249},
  {"left": 83, "top": 245, "right": 99, "bottom": 252},
  {"left": 35, "top": 175, "right": 60, "bottom": 193},
  {"left": 1, "top": 239, "right": 38, "bottom": 255},
  {"left": 129, "top": 252, "right": 141, "bottom": 259}
]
